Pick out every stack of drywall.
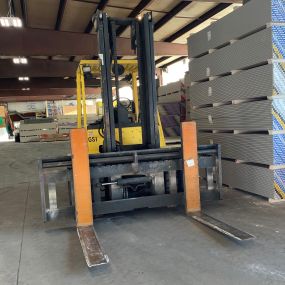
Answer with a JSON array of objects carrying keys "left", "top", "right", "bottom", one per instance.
[
  {"left": 158, "top": 81, "right": 185, "bottom": 138},
  {"left": 187, "top": 0, "right": 285, "bottom": 200},
  {"left": 19, "top": 119, "right": 57, "bottom": 142}
]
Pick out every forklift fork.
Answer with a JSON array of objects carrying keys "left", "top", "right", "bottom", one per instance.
[
  {"left": 70, "top": 128, "right": 109, "bottom": 267},
  {"left": 181, "top": 122, "right": 254, "bottom": 242}
]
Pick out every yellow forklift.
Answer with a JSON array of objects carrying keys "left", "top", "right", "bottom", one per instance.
[
  {"left": 76, "top": 59, "right": 166, "bottom": 154},
  {"left": 39, "top": 11, "right": 254, "bottom": 269}
]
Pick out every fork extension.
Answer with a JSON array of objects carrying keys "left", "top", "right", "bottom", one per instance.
[
  {"left": 78, "top": 226, "right": 109, "bottom": 267},
  {"left": 71, "top": 129, "right": 109, "bottom": 267},
  {"left": 191, "top": 212, "right": 255, "bottom": 242}
]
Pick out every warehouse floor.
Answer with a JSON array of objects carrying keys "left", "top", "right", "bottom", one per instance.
[{"left": 1, "top": 142, "right": 285, "bottom": 285}]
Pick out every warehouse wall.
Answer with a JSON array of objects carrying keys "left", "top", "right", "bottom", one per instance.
[{"left": 8, "top": 102, "right": 46, "bottom": 113}]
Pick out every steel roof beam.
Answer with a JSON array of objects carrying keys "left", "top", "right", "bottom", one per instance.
[
  {"left": 154, "top": 1, "right": 192, "bottom": 32},
  {"left": 116, "top": 0, "right": 153, "bottom": 36},
  {"left": 0, "top": 28, "right": 187, "bottom": 57},
  {"left": 84, "top": 0, "right": 109, "bottom": 33},
  {"left": 50, "top": 0, "right": 68, "bottom": 60},
  {"left": 0, "top": 95, "right": 74, "bottom": 102},
  {"left": 194, "top": 0, "right": 242, "bottom": 3},
  {"left": 0, "top": 59, "right": 77, "bottom": 78},
  {"left": 55, "top": 0, "right": 68, "bottom": 30},
  {"left": 159, "top": 56, "right": 186, "bottom": 69},
  {"left": 0, "top": 88, "right": 99, "bottom": 97},
  {"left": 156, "top": 3, "right": 232, "bottom": 68},
  {"left": 0, "top": 78, "right": 102, "bottom": 89},
  {"left": 69, "top": 0, "right": 109, "bottom": 61},
  {"left": 20, "top": 0, "right": 28, "bottom": 27},
  {"left": 164, "top": 3, "right": 231, "bottom": 43}
]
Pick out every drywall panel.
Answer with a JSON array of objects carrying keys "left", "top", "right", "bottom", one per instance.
[
  {"left": 198, "top": 132, "right": 285, "bottom": 165},
  {"left": 189, "top": 27, "right": 285, "bottom": 82},
  {"left": 188, "top": 0, "right": 285, "bottom": 58},
  {"left": 222, "top": 160, "right": 285, "bottom": 199}
]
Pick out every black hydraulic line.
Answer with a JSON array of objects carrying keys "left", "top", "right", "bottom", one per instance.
[{"left": 117, "top": 176, "right": 152, "bottom": 186}]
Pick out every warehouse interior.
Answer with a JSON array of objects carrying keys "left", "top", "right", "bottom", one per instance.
[{"left": 1, "top": 0, "right": 285, "bottom": 284}]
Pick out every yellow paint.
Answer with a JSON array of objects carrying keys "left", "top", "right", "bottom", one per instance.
[
  {"left": 87, "top": 129, "right": 104, "bottom": 154},
  {"left": 76, "top": 70, "right": 82, "bottom": 128},
  {"left": 79, "top": 66, "right": 87, "bottom": 129},
  {"left": 70, "top": 129, "right": 93, "bottom": 226},
  {"left": 76, "top": 59, "right": 166, "bottom": 154},
  {"left": 273, "top": 45, "right": 283, "bottom": 60},
  {"left": 132, "top": 72, "right": 139, "bottom": 122},
  {"left": 78, "top": 59, "right": 138, "bottom": 78},
  {"left": 87, "top": 127, "right": 141, "bottom": 154},
  {"left": 76, "top": 59, "right": 139, "bottom": 130},
  {"left": 87, "top": 122, "right": 166, "bottom": 154},
  {"left": 272, "top": 109, "right": 285, "bottom": 130},
  {"left": 158, "top": 113, "right": 166, "bottom": 147},
  {"left": 274, "top": 181, "right": 285, "bottom": 199},
  {"left": 280, "top": 63, "right": 285, "bottom": 73},
  {"left": 96, "top": 101, "right": 103, "bottom": 115}
]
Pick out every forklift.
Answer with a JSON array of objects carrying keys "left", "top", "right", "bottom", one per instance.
[
  {"left": 39, "top": 11, "right": 254, "bottom": 268},
  {"left": 71, "top": 11, "right": 187, "bottom": 267}
]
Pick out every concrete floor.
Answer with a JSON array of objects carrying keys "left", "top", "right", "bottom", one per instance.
[{"left": 1, "top": 141, "right": 285, "bottom": 285}]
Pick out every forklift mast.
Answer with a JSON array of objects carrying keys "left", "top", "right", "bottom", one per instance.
[{"left": 95, "top": 12, "right": 160, "bottom": 152}]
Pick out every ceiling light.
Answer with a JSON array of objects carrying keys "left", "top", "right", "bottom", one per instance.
[
  {"left": 12, "top": 17, "right": 22, "bottom": 27},
  {"left": 0, "top": 18, "right": 9, "bottom": 27},
  {"left": 18, "top": 77, "right": 29, "bottom": 81},
  {"left": 0, "top": 17, "right": 22, "bottom": 28},
  {"left": 21, "top": 88, "right": 30, "bottom": 91},
  {"left": 20, "top": 57, "right": 27, "bottom": 64},
  {"left": 13, "top": 58, "right": 20, "bottom": 64},
  {"left": 13, "top": 57, "right": 28, "bottom": 64},
  {"left": 64, "top": 76, "right": 69, "bottom": 80}
]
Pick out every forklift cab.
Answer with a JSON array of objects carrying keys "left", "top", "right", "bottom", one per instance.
[{"left": 76, "top": 59, "right": 166, "bottom": 154}]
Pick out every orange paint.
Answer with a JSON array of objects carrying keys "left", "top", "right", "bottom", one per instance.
[
  {"left": 70, "top": 128, "right": 93, "bottom": 226},
  {"left": 181, "top": 121, "right": 201, "bottom": 213}
]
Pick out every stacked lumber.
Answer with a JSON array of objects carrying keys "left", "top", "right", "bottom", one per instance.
[
  {"left": 19, "top": 119, "right": 57, "bottom": 143},
  {"left": 187, "top": 0, "right": 285, "bottom": 200},
  {"left": 158, "top": 81, "right": 185, "bottom": 139}
]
